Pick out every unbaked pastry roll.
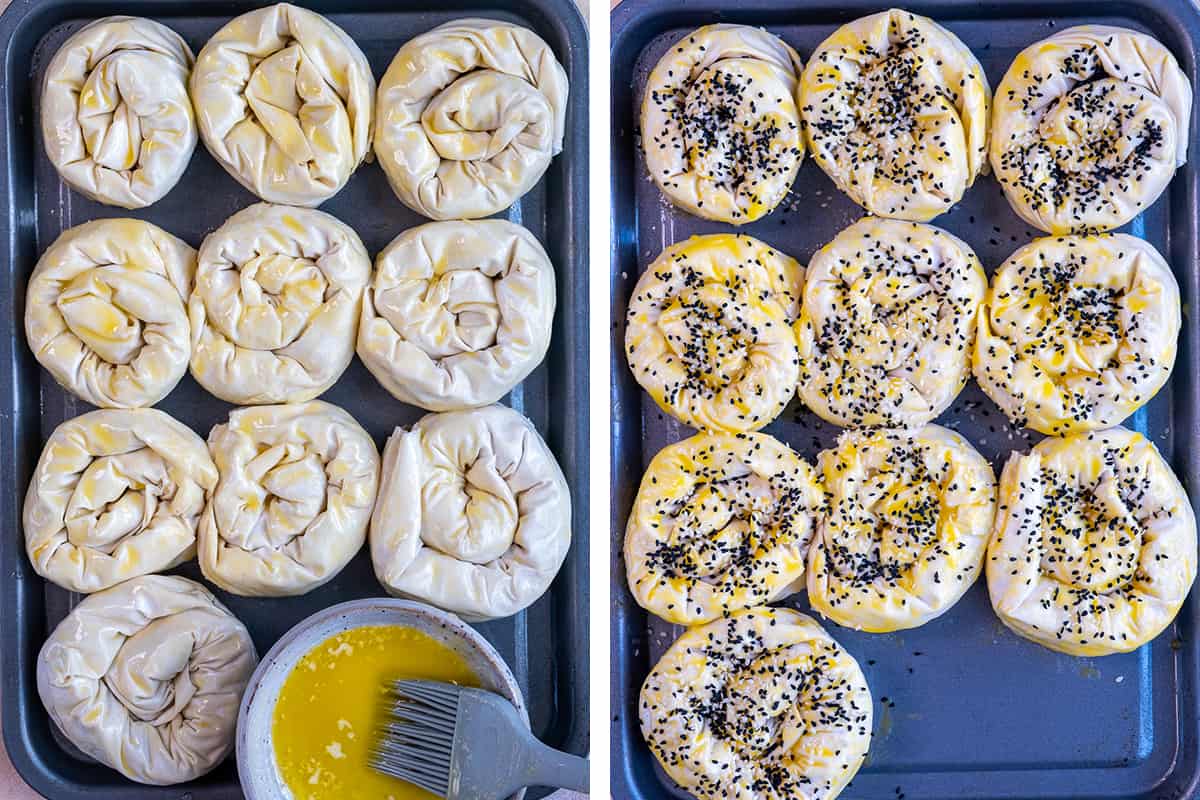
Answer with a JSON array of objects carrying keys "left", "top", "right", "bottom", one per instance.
[
  {"left": 800, "top": 10, "right": 989, "bottom": 221},
  {"left": 987, "top": 427, "right": 1196, "bottom": 656},
  {"left": 199, "top": 401, "right": 379, "bottom": 597},
  {"left": 974, "top": 235, "right": 1180, "bottom": 435},
  {"left": 37, "top": 575, "right": 257, "bottom": 785},
  {"left": 990, "top": 26, "right": 1191, "bottom": 233},
  {"left": 375, "top": 19, "right": 568, "bottom": 220},
  {"left": 795, "top": 217, "right": 985, "bottom": 428},
  {"left": 188, "top": 202, "right": 370, "bottom": 404},
  {"left": 370, "top": 404, "right": 570, "bottom": 621},
  {"left": 625, "top": 234, "right": 803, "bottom": 433},
  {"left": 41, "top": 16, "right": 196, "bottom": 209},
  {"left": 625, "top": 431, "right": 824, "bottom": 625},
  {"left": 641, "top": 24, "right": 804, "bottom": 224},
  {"left": 24, "top": 408, "right": 216, "bottom": 594},
  {"left": 190, "top": 3, "right": 374, "bottom": 207},
  {"left": 358, "top": 220, "right": 556, "bottom": 411},
  {"left": 26, "top": 219, "right": 196, "bottom": 409},
  {"left": 640, "top": 608, "right": 871, "bottom": 800},
  {"left": 809, "top": 424, "right": 996, "bottom": 633}
]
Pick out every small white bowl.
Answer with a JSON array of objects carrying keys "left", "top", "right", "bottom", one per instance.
[{"left": 236, "top": 598, "right": 528, "bottom": 800}]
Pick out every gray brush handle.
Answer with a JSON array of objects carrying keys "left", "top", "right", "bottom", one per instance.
[{"left": 521, "top": 739, "right": 589, "bottom": 793}]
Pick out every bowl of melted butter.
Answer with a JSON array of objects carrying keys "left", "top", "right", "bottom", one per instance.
[{"left": 236, "top": 598, "right": 527, "bottom": 800}]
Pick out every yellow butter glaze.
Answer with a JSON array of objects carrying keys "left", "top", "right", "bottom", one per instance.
[{"left": 272, "top": 624, "right": 478, "bottom": 800}]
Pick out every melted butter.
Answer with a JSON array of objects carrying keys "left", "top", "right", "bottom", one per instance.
[{"left": 272, "top": 624, "right": 478, "bottom": 800}]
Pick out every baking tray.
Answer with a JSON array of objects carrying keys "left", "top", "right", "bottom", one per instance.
[
  {"left": 0, "top": 1, "right": 589, "bottom": 798},
  {"left": 610, "top": 1, "right": 1200, "bottom": 798}
]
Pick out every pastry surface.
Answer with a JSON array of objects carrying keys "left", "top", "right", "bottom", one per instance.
[
  {"left": 639, "top": 608, "right": 872, "bottom": 800},
  {"left": 41, "top": 16, "right": 196, "bottom": 208},
  {"left": 990, "top": 25, "right": 1191, "bottom": 233},
  {"left": 26, "top": 218, "right": 196, "bottom": 409},
  {"left": 36, "top": 575, "right": 257, "bottom": 785},
  {"left": 358, "top": 220, "right": 556, "bottom": 411},
  {"left": 198, "top": 401, "right": 379, "bottom": 597},
  {"left": 974, "top": 234, "right": 1180, "bottom": 435},
  {"left": 808, "top": 424, "right": 997, "bottom": 632},
  {"left": 987, "top": 427, "right": 1197, "bottom": 656},
  {"left": 188, "top": 202, "right": 370, "bottom": 405},
  {"left": 23, "top": 408, "right": 216, "bottom": 594},
  {"left": 625, "top": 233, "right": 803, "bottom": 433},
  {"left": 800, "top": 10, "right": 990, "bottom": 221},
  {"left": 190, "top": 3, "right": 374, "bottom": 206},
  {"left": 625, "top": 431, "right": 824, "bottom": 625},
  {"left": 370, "top": 404, "right": 571, "bottom": 621},
  {"left": 641, "top": 24, "right": 804, "bottom": 224},
  {"left": 374, "top": 18, "right": 568, "bottom": 220},
  {"left": 795, "top": 216, "right": 985, "bottom": 428}
]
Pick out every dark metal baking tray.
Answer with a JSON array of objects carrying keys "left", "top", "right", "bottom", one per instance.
[
  {"left": 0, "top": 1, "right": 588, "bottom": 798},
  {"left": 611, "top": 1, "right": 1200, "bottom": 798}
]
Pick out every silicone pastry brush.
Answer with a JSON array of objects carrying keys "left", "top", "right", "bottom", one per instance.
[{"left": 370, "top": 679, "right": 589, "bottom": 799}]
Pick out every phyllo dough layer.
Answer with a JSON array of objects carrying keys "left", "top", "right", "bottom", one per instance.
[
  {"left": 987, "top": 427, "right": 1196, "bottom": 656},
  {"left": 37, "top": 575, "right": 257, "bottom": 785},
  {"left": 370, "top": 404, "right": 570, "bottom": 621},
  {"left": 625, "top": 431, "right": 824, "bottom": 625}
]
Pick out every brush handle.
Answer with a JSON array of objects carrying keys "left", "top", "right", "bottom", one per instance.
[{"left": 522, "top": 739, "right": 589, "bottom": 793}]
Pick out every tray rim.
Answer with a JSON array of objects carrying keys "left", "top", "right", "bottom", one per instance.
[
  {"left": 0, "top": 0, "right": 590, "bottom": 798},
  {"left": 608, "top": 1, "right": 1200, "bottom": 798}
]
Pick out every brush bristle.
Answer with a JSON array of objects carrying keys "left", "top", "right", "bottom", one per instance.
[{"left": 367, "top": 680, "right": 465, "bottom": 797}]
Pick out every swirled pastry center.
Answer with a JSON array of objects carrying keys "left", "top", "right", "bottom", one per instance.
[
  {"left": 690, "top": 638, "right": 857, "bottom": 789},
  {"left": 244, "top": 42, "right": 352, "bottom": 170},
  {"left": 1036, "top": 471, "right": 1143, "bottom": 591},
  {"left": 627, "top": 234, "right": 803, "bottom": 433},
  {"left": 1002, "top": 74, "right": 1170, "bottom": 219},
  {"left": 207, "top": 253, "right": 327, "bottom": 350},
  {"left": 56, "top": 267, "right": 159, "bottom": 365},
  {"left": 421, "top": 450, "right": 517, "bottom": 564},
  {"left": 220, "top": 442, "right": 327, "bottom": 551},
  {"left": 675, "top": 60, "right": 797, "bottom": 203},
  {"left": 657, "top": 279, "right": 758, "bottom": 397},
  {"left": 975, "top": 234, "right": 1179, "bottom": 434},
  {"left": 649, "top": 472, "right": 791, "bottom": 585},
  {"left": 422, "top": 71, "right": 552, "bottom": 163},
  {"left": 797, "top": 219, "right": 983, "bottom": 428},
  {"left": 103, "top": 615, "right": 200, "bottom": 725},
  {"left": 64, "top": 450, "right": 167, "bottom": 552},
  {"left": 987, "top": 428, "right": 1196, "bottom": 655},
  {"left": 826, "top": 445, "right": 942, "bottom": 586},
  {"left": 839, "top": 46, "right": 964, "bottom": 187},
  {"left": 381, "top": 269, "right": 501, "bottom": 357},
  {"left": 78, "top": 56, "right": 147, "bottom": 172}
]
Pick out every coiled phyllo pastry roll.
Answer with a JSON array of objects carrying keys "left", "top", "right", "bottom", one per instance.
[
  {"left": 41, "top": 17, "right": 196, "bottom": 209},
  {"left": 370, "top": 404, "right": 571, "bottom": 621},
  {"left": 190, "top": 3, "right": 374, "bottom": 207},
  {"left": 37, "top": 575, "right": 257, "bottom": 785},
  {"left": 199, "top": 402, "right": 379, "bottom": 597},
  {"left": 24, "top": 409, "right": 216, "bottom": 594},
  {"left": 795, "top": 217, "right": 985, "bottom": 428},
  {"left": 975, "top": 235, "right": 1180, "bottom": 435},
  {"left": 625, "top": 432, "right": 824, "bottom": 625},
  {"left": 26, "top": 219, "right": 196, "bottom": 409},
  {"left": 625, "top": 234, "right": 803, "bottom": 433},
  {"left": 641, "top": 25, "right": 804, "bottom": 224},
  {"left": 640, "top": 608, "right": 871, "bottom": 800},
  {"left": 800, "top": 10, "right": 989, "bottom": 221},
  {"left": 189, "top": 203, "right": 370, "bottom": 404},
  {"left": 358, "top": 220, "right": 556, "bottom": 411},
  {"left": 375, "top": 19, "right": 568, "bottom": 220},
  {"left": 990, "top": 26, "right": 1192, "bottom": 233},
  {"left": 989, "top": 428, "right": 1196, "bottom": 655},
  {"left": 809, "top": 425, "right": 996, "bottom": 633}
]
